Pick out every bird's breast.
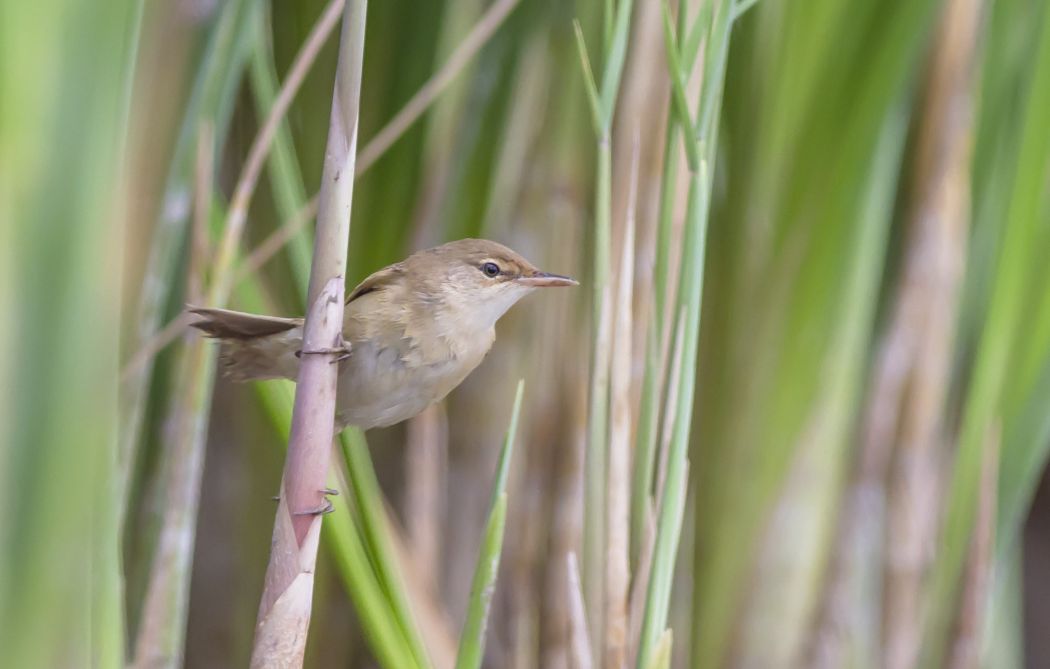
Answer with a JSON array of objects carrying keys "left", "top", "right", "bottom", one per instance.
[{"left": 334, "top": 325, "right": 495, "bottom": 429}]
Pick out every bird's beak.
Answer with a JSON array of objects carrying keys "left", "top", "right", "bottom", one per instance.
[{"left": 517, "top": 271, "right": 579, "bottom": 288}]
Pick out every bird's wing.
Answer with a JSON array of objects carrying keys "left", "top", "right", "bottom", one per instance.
[
  {"left": 344, "top": 275, "right": 463, "bottom": 369},
  {"left": 346, "top": 262, "right": 406, "bottom": 304}
]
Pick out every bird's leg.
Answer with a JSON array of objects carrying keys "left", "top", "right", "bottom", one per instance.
[{"left": 296, "top": 335, "right": 352, "bottom": 363}]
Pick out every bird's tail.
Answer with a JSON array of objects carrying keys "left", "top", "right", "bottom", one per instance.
[{"left": 188, "top": 306, "right": 304, "bottom": 382}]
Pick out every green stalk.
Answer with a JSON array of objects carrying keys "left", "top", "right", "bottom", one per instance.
[
  {"left": 247, "top": 6, "right": 314, "bottom": 296},
  {"left": 597, "top": 0, "right": 633, "bottom": 130},
  {"left": 634, "top": 28, "right": 707, "bottom": 566},
  {"left": 340, "top": 430, "right": 432, "bottom": 669},
  {"left": 455, "top": 380, "right": 525, "bottom": 669},
  {"left": 324, "top": 480, "right": 421, "bottom": 669},
  {"left": 630, "top": 320, "right": 660, "bottom": 564},
  {"left": 573, "top": 3, "right": 634, "bottom": 656},
  {"left": 636, "top": 167, "right": 708, "bottom": 667},
  {"left": 583, "top": 133, "right": 613, "bottom": 652},
  {"left": 637, "top": 1, "right": 741, "bottom": 663},
  {"left": 637, "top": 16, "right": 707, "bottom": 565},
  {"left": 643, "top": 630, "right": 674, "bottom": 669},
  {"left": 652, "top": 117, "right": 680, "bottom": 332}
]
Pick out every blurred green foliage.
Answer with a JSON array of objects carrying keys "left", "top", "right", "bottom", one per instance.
[
  {"left": 3, "top": 0, "right": 1050, "bottom": 667},
  {"left": 1, "top": 0, "right": 140, "bottom": 665}
]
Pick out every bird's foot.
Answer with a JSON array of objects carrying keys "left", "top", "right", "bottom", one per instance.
[
  {"left": 296, "top": 337, "right": 352, "bottom": 363},
  {"left": 294, "top": 498, "right": 335, "bottom": 516}
]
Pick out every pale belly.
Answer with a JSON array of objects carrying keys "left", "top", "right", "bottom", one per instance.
[{"left": 333, "top": 337, "right": 484, "bottom": 430}]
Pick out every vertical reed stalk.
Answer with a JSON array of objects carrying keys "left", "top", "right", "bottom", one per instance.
[
  {"left": 250, "top": 1, "right": 366, "bottom": 665},
  {"left": 130, "top": 125, "right": 215, "bottom": 669},
  {"left": 638, "top": 1, "right": 740, "bottom": 663},
  {"left": 131, "top": 3, "right": 349, "bottom": 665},
  {"left": 605, "top": 138, "right": 639, "bottom": 669},
  {"left": 574, "top": 2, "right": 634, "bottom": 658}
]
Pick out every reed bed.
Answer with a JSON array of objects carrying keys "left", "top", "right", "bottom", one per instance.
[{"left": 3, "top": 0, "right": 1050, "bottom": 667}]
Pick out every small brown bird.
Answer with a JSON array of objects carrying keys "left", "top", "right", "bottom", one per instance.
[{"left": 190, "top": 238, "right": 576, "bottom": 429}]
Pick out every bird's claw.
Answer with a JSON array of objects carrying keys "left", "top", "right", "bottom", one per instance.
[
  {"left": 296, "top": 337, "right": 352, "bottom": 364},
  {"left": 294, "top": 499, "right": 335, "bottom": 516}
]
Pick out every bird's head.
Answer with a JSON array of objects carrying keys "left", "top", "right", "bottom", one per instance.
[{"left": 408, "top": 238, "right": 577, "bottom": 328}]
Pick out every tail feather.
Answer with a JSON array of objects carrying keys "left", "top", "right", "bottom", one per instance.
[
  {"left": 188, "top": 306, "right": 301, "bottom": 339},
  {"left": 188, "top": 306, "right": 303, "bottom": 381}
]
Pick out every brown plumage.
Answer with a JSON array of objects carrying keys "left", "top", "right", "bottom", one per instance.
[{"left": 190, "top": 238, "right": 576, "bottom": 430}]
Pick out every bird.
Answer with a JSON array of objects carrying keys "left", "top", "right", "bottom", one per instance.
[{"left": 189, "top": 238, "right": 576, "bottom": 430}]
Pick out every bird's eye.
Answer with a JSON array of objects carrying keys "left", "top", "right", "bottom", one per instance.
[{"left": 481, "top": 262, "right": 500, "bottom": 278}]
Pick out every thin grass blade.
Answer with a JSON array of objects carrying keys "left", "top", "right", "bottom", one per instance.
[{"left": 454, "top": 380, "right": 524, "bottom": 669}]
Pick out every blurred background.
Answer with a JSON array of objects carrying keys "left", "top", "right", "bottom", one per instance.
[{"left": 3, "top": 0, "right": 1050, "bottom": 667}]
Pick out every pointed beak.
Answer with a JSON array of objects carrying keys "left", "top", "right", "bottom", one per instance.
[{"left": 516, "top": 271, "right": 579, "bottom": 288}]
